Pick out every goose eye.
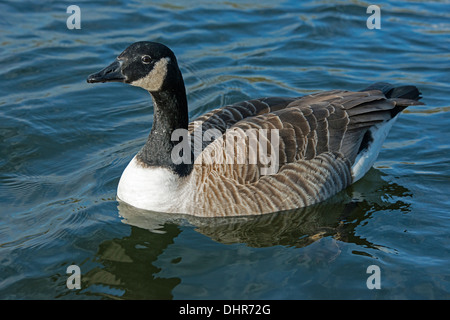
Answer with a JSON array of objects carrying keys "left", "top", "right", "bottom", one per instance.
[{"left": 141, "top": 55, "right": 152, "bottom": 64}]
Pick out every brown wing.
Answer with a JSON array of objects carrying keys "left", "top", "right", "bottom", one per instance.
[
  {"left": 190, "top": 89, "right": 421, "bottom": 179},
  {"left": 185, "top": 84, "right": 422, "bottom": 216}
]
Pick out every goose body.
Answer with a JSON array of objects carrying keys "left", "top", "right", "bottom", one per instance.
[{"left": 87, "top": 42, "right": 423, "bottom": 217}]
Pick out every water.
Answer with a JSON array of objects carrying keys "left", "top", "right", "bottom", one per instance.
[{"left": 0, "top": 0, "right": 449, "bottom": 300}]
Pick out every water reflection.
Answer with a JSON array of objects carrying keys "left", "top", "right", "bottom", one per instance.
[
  {"left": 82, "top": 223, "right": 182, "bottom": 299},
  {"left": 118, "top": 168, "right": 411, "bottom": 249},
  {"left": 83, "top": 168, "right": 411, "bottom": 299}
]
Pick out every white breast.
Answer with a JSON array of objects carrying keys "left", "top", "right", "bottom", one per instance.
[{"left": 117, "top": 156, "right": 187, "bottom": 212}]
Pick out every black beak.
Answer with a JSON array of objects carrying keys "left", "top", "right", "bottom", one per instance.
[{"left": 87, "top": 59, "right": 126, "bottom": 83}]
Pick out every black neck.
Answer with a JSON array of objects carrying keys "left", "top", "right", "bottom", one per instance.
[{"left": 136, "top": 81, "right": 193, "bottom": 176}]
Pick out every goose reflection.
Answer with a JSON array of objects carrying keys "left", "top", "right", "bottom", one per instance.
[
  {"left": 82, "top": 168, "right": 411, "bottom": 299},
  {"left": 118, "top": 168, "right": 412, "bottom": 248},
  {"left": 81, "top": 222, "right": 182, "bottom": 299}
]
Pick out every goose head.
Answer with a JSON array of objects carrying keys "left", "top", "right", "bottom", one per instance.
[
  {"left": 87, "top": 41, "right": 182, "bottom": 92},
  {"left": 87, "top": 41, "right": 191, "bottom": 176}
]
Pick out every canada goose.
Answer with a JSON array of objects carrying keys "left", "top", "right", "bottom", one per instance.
[{"left": 87, "top": 41, "right": 423, "bottom": 217}]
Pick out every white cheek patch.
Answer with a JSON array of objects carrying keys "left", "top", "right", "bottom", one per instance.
[{"left": 130, "top": 57, "right": 170, "bottom": 91}]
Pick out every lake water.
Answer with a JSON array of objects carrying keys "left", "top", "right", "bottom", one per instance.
[{"left": 0, "top": 0, "right": 449, "bottom": 300}]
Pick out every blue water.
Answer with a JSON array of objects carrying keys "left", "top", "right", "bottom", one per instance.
[{"left": 0, "top": 0, "right": 449, "bottom": 299}]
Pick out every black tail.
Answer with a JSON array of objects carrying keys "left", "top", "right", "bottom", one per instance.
[
  {"left": 361, "top": 82, "right": 422, "bottom": 101},
  {"left": 360, "top": 82, "right": 424, "bottom": 117}
]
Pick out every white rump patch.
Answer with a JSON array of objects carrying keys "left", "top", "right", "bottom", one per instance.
[{"left": 351, "top": 117, "right": 398, "bottom": 182}]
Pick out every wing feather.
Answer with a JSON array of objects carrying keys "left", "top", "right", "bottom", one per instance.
[{"left": 184, "top": 85, "right": 422, "bottom": 216}]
